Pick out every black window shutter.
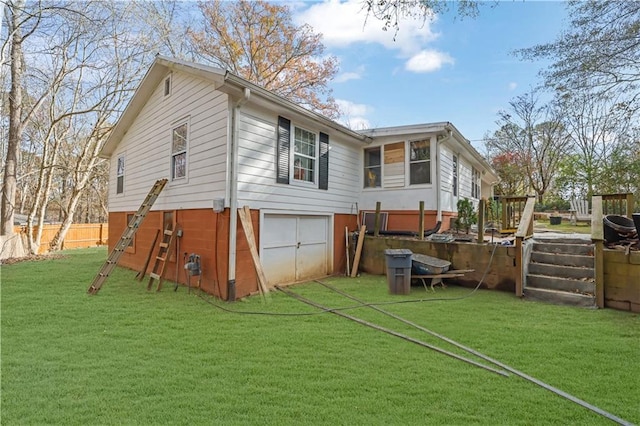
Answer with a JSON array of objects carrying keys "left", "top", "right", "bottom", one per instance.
[
  {"left": 276, "top": 116, "right": 291, "bottom": 184},
  {"left": 319, "top": 132, "right": 329, "bottom": 190}
]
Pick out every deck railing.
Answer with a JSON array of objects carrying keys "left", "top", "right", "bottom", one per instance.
[
  {"left": 514, "top": 196, "right": 536, "bottom": 297},
  {"left": 500, "top": 196, "right": 529, "bottom": 232},
  {"left": 591, "top": 196, "right": 605, "bottom": 308},
  {"left": 599, "top": 193, "right": 635, "bottom": 218}
]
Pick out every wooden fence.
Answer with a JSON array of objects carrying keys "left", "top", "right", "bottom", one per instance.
[{"left": 13, "top": 223, "right": 108, "bottom": 254}]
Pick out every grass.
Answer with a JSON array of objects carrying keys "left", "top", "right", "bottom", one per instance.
[
  {"left": 2, "top": 247, "right": 639, "bottom": 425},
  {"left": 534, "top": 219, "right": 592, "bottom": 234}
]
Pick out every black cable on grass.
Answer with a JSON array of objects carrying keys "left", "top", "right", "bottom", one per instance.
[
  {"left": 276, "top": 285, "right": 510, "bottom": 378},
  {"left": 315, "top": 282, "right": 634, "bottom": 425}
]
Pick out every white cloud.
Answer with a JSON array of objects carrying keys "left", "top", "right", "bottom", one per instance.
[
  {"left": 295, "top": 0, "right": 445, "bottom": 61},
  {"left": 405, "top": 50, "right": 454, "bottom": 73},
  {"left": 508, "top": 82, "right": 518, "bottom": 91},
  {"left": 335, "top": 65, "right": 365, "bottom": 83},
  {"left": 336, "top": 99, "right": 372, "bottom": 130}
]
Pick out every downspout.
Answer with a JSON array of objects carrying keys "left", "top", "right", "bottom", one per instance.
[
  {"left": 227, "top": 87, "right": 250, "bottom": 301},
  {"left": 436, "top": 127, "right": 453, "bottom": 222}
]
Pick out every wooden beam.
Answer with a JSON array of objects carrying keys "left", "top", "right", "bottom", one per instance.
[
  {"left": 591, "top": 196, "right": 604, "bottom": 308},
  {"left": 238, "top": 206, "right": 269, "bottom": 295},
  {"left": 350, "top": 225, "right": 366, "bottom": 278},
  {"left": 477, "top": 198, "right": 485, "bottom": 243},
  {"left": 345, "top": 226, "right": 350, "bottom": 276},
  {"left": 374, "top": 201, "right": 381, "bottom": 237},
  {"left": 136, "top": 229, "right": 160, "bottom": 281},
  {"left": 515, "top": 236, "right": 523, "bottom": 298},
  {"left": 419, "top": 201, "right": 425, "bottom": 240}
]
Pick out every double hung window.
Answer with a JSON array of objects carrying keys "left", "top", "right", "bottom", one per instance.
[{"left": 172, "top": 123, "right": 188, "bottom": 180}]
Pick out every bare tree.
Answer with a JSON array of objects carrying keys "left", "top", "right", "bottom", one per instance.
[
  {"left": 1, "top": 1, "right": 169, "bottom": 253},
  {"left": 556, "top": 91, "right": 632, "bottom": 199},
  {"left": 486, "top": 91, "right": 570, "bottom": 203},
  {"left": 518, "top": 1, "right": 640, "bottom": 111}
]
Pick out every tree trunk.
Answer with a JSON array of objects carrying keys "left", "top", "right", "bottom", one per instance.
[{"left": 1, "top": 2, "right": 24, "bottom": 236}]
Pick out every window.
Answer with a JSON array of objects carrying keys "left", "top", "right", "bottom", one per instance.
[
  {"left": 472, "top": 167, "right": 480, "bottom": 198},
  {"left": 452, "top": 154, "right": 458, "bottom": 196},
  {"left": 364, "top": 147, "right": 381, "bottom": 188},
  {"left": 164, "top": 74, "right": 172, "bottom": 97},
  {"left": 116, "top": 154, "right": 125, "bottom": 194},
  {"left": 172, "top": 122, "right": 187, "bottom": 180},
  {"left": 276, "top": 116, "right": 329, "bottom": 189},
  {"left": 293, "top": 126, "right": 316, "bottom": 183},
  {"left": 409, "top": 140, "right": 430, "bottom": 185}
]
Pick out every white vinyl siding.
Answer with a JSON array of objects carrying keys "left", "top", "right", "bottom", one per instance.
[
  {"left": 235, "top": 109, "right": 362, "bottom": 213},
  {"left": 108, "top": 72, "right": 229, "bottom": 212}
]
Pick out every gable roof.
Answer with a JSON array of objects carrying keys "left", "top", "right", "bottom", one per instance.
[{"left": 100, "top": 56, "right": 369, "bottom": 158}]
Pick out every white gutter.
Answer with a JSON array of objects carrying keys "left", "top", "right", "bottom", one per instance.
[
  {"left": 227, "top": 87, "right": 250, "bottom": 301},
  {"left": 436, "top": 128, "right": 453, "bottom": 222}
]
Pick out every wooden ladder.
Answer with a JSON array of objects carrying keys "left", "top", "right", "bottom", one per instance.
[
  {"left": 87, "top": 179, "right": 168, "bottom": 294},
  {"left": 146, "top": 225, "right": 176, "bottom": 292}
]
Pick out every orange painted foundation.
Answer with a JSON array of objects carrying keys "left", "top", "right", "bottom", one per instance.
[{"left": 109, "top": 209, "right": 361, "bottom": 300}]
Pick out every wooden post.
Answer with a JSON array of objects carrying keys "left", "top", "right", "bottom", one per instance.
[
  {"left": 350, "top": 225, "right": 366, "bottom": 278},
  {"left": 591, "top": 196, "right": 605, "bottom": 308},
  {"left": 477, "top": 198, "right": 485, "bottom": 243},
  {"left": 136, "top": 229, "right": 160, "bottom": 281},
  {"left": 374, "top": 201, "right": 381, "bottom": 237},
  {"left": 501, "top": 197, "right": 508, "bottom": 231},
  {"left": 515, "top": 236, "right": 523, "bottom": 297},
  {"left": 419, "top": 201, "right": 425, "bottom": 240},
  {"left": 626, "top": 193, "right": 634, "bottom": 218},
  {"left": 238, "top": 206, "right": 269, "bottom": 296}
]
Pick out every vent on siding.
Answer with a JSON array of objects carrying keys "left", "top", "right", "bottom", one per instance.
[{"left": 163, "top": 74, "right": 172, "bottom": 97}]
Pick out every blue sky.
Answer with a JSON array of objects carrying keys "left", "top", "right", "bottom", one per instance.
[{"left": 292, "top": 1, "right": 568, "bottom": 152}]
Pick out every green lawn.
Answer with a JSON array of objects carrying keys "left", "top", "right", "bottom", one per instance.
[
  {"left": 2, "top": 247, "right": 639, "bottom": 425},
  {"left": 534, "top": 219, "right": 592, "bottom": 234}
]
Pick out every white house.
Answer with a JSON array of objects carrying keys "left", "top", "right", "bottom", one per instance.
[{"left": 100, "top": 56, "right": 498, "bottom": 300}]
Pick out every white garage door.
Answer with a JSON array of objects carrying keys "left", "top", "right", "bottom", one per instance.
[{"left": 261, "top": 214, "right": 330, "bottom": 287}]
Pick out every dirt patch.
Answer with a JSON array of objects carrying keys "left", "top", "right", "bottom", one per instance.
[{"left": 2, "top": 253, "right": 67, "bottom": 265}]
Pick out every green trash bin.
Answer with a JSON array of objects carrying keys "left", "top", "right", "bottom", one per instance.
[{"left": 384, "top": 249, "right": 413, "bottom": 295}]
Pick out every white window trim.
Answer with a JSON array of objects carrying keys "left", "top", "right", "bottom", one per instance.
[
  {"left": 471, "top": 167, "right": 480, "bottom": 199},
  {"left": 170, "top": 117, "right": 190, "bottom": 184},
  {"left": 290, "top": 124, "right": 319, "bottom": 187},
  {"left": 363, "top": 145, "right": 383, "bottom": 189},
  {"left": 452, "top": 154, "right": 459, "bottom": 197},
  {"left": 407, "top": 139, "right": 432, "bottom": 187},
  {"left": 116, "top": 153, "right": 125, "bottom": 195}
]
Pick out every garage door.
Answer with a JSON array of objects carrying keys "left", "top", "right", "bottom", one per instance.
[{"left": 261, "top": 214, "right": 330, "bottom": 287}]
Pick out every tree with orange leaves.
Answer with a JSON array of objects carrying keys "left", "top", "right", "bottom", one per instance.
[{"left": 189, "top": 0, "right": 340, "bottom": 119}]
